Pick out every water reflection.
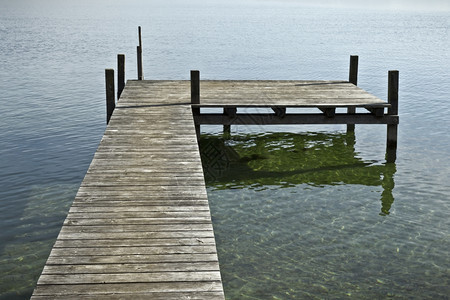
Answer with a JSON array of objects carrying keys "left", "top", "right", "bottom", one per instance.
[{"left": 199, "top": 132, "right": 396, "bottom": 216}]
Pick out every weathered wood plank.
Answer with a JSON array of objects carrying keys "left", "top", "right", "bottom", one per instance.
[
  {"left": 72, "top": 198, "right": 209, "bottom": 205},
  {"left": 56, "top": 231, "right": 216, "bottom": 240},
  {"left": 49, "top": 245, "right": 218, "bottom": 256},
  {"left": 53, "top": 238, "right": 217, "bottom": 248},
  {"left": 79, "top": 178, "right": 205, "bottom": 187},
  {"left": 42, "top": 262, "right": 220, "bottom": 274},
  {"left": 74, "top": 191, "right": 208, "bottom": 198},
  {"left": 64, "top": 217, "right": 212, "bottom": 226},
  {"left": 33, "top": 282, "right": 223, "bottom": 296},
  {"left": 60, "top": 224, "right": 213, "bottom": 233},
  {"left": 76, "top": 186, "right": 207, "bottom": 193},
  {"left": 38, "top": 271, "right": 221, "bottom": 285},
  {"left": 68, "top": 206, "right": 210, "bottom": 213},
  {"left": 64, "top": 211, "right": 213, "bottom": 220},
  {"left": 31, "top": 291, "right": 225, "bottom": 300},
  {"left": 45, "top": 253, "right": 220, "bottom": 265}
]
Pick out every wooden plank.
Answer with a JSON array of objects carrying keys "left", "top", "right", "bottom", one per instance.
[
  {"left": 42, "top": 262, "right": 220, "bottom": 274},
  {"left": 71, "top": 200, "right": 210, "bottom": 206},
  {"left": 64, "top": 217, "right": 212, "bottom": 226},
  {"left": 31, "top": 292, "right": 225, "bottom": 300},
  {"left": 55, "top": 231, "right": 216, "bottom": 240},
  {"left": 48, "top": 246, "right": 218, "bottom": 256},
  {"left": 53, "top": 238, "right": 217, "bottom": 248},
  {"left": 74, "top": 191, "right": 208, "bottom": 198},
  {"left": 59, "top": 224, "right": 214, "bottom": 233},
  {"left": 68, "top": 206, "right": 210, "bottom": 213},
  {"left": 63, "top": 211, "right": 213, "bottom": 220},
  {"left": 195, "top": 113, "right": 399, "bottom": 125},
  {"left": 33, "top": 282, "right": 224, "bottom": 296},
  {"left": 76, "top": 186, "right": 207, "bottom": 193},
  {"left": 79, "top": 178, "right": 205, "bottom": 187},
  {"left": 37, "top": 271, "right": 221, "bottom": 285},
  {"left": 45, "top": 253, "right": 220, "bottom": 265}
]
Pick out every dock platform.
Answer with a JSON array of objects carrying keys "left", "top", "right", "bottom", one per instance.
[{"left": 32, "top": 65, "right": 398, "bottom": 298}]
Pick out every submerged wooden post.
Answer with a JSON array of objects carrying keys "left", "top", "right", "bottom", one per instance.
[
  {"left": 191, "top": 70, "right": 200, "bottom": 138},
  {"left": 137, "top": 26, "right": 143, "bottom": 80},
  {"left": 386, "top": 70, "right": 399, "bottom": 163},
  {"left": 105, "top": 69, "right": 115, "bottom": 124},
  {"left": 117, "top": 54, "right": 125, "bottom": 99},
  {"left": 223, "top": 107, "right": 237, "bottom": 137},
  {"left": 223, "top": 122, "right": 231, "bottom": 136},
  {"left": 347, "top": 55, "right": 358, "bottom": 132}
]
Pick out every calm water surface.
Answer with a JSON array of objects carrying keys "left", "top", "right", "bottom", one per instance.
[{"left": 0, "top": 0, "right": 449, "bottom": 298}]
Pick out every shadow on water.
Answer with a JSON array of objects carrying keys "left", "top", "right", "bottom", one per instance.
[{"left": 199, "top": 131, "right": 396, "bottom": 216}]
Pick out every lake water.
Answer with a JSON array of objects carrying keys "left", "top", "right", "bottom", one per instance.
[{"left": 1, "top": 0, "right": 449, "bottom": 299}]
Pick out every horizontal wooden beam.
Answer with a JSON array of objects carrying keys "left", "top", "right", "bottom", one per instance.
[
  {"left": 192, "top": 103, "right": 390, "bottom": 108},
  {"left": 195, "top": 113, "right": 399, "bottom": 125}
]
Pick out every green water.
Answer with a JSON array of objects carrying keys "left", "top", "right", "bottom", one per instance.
[
  {"left": 0, "top": 185, "right": 75, "bottom": 299},
  {"left": 200, "top": 132, "right": 448, "bottom": 299}
]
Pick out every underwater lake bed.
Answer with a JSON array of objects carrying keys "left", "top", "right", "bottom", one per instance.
[{"left": 200, "top": 131, "right": 449, "bottom": 299}]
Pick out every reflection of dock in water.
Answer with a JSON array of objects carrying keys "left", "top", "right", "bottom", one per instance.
[{"left": 200, "top": 132, "right": 396, "bottom": 216}]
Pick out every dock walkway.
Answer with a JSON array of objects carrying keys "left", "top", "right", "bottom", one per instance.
[
  {"left": 33, "top": 73, "right": 398, "bottom": 298},
  {"left": 31, "top": 80, "right": 225, "bottom": 299}
]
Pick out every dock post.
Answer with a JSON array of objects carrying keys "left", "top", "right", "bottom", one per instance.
[
  {"left": 386, "top": 70, "right": 399, "bottom": 163},
  {"left": 191, "top": 70, "right": 200, "bottom": 139},
  {"left": 347, "top": 55, "right": 358, "bottom": 132},
  {"left": 223, "top": 122, "right": 231, "bottom": 137},
  {"left": 223, "top": 108, "right": 236, "bottom": 138},
  {"left": 105, "top": 69, "right": 115, "bottom": 124},
  {"left": 117, "top": 54, "right": 125, "bottom": 99},
  {"left": 349, "top": 55, "right": 358, "bottom": 85},
  {"left": 137, "top": 26, "right": 143, "bottom": 80}
]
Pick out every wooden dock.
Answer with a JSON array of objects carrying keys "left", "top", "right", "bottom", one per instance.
[
  {"left": 32, "top": 53, "right": 399, "bottom": 299},
  {"left": 31, "top": 80, "right": 225, "bottom": 299}
]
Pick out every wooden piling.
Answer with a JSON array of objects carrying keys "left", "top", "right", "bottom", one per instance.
[
  {"left": 117, "top": 54, "right": 125, "bottom": 99},
  {"left": 137, "top": 26, "right": 143, "bottom": 80},
  {"left": 105, "top": 69, "right": 115, "bottom": 124},
  {"left": 386, "top": 70, "right": 399, "bottom": 163},
  {"left": 349, "top": 55, "right": 358, "bottom": 85},
  {"left": 347, "top": 55, "right": 358, "bottom": 132},
  {"left": 223, "top": 108, "right": 237, "bottom": 137},
  {"left": 191, "top": 70, "right": 200, "bottom": 105},
  {"left": 191, "top": 70, "right": 200, "bottom": 138}
]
